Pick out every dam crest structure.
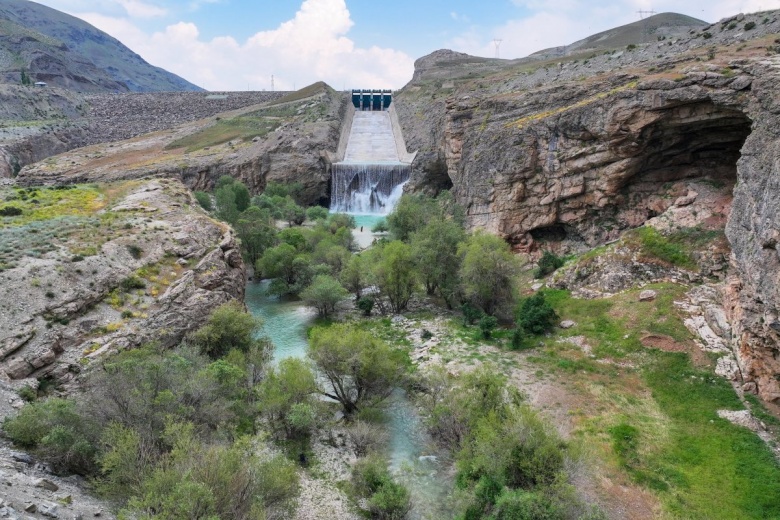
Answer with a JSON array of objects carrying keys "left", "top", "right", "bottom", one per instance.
[{"left": 328, "top": 89, "right": 416, "bottom": 215}]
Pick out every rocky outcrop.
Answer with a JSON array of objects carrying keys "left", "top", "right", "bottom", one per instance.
[
  {"left": 394, "top": 10, "right": 780, "bottom": 403},
  {"left": 15, "top": 86, "right": 347, "bottom": 206},
  {"left": 0, "top": 178, "right": 245, "bottom": 385}
]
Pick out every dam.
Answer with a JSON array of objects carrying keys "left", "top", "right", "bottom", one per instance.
[{"left": 329, "top": 90, "right": 416, "bottom": 214}]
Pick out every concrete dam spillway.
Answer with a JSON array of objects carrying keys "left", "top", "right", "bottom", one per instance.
[{"left": 330, "top": 92, "right": 416, "bottom": 214}]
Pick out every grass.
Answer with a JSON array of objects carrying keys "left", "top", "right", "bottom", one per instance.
[
  {"left": 0, "top": 185, "right": 105, "bottom": 227},
  {"left": 527, "top": 285, "right": 780, "bottom": 519},
  {"left": 266, "top": 81, "right": 331, "bottom": 106},
  {"left": 165, "top": 115, "right": 282, "bottom": 152}
]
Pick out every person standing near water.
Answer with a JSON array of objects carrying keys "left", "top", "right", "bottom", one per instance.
[{"left": 360, "top": 226, "right": 364, "bottom": 232}]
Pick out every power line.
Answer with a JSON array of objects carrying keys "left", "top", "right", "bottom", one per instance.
[
  {"left": 637, "top": 9, "right": 657, "bottom": 43},
  {"left": 493, "top": 39, "right": 503, "bottom": 59}
]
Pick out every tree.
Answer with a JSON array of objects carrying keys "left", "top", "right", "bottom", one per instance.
[
  {"left": 306, "top": 205, "right": 329, "bottom": 221},
  {"left": 257, "top": 244, "right": 312, "bottom": 296},
  {"left": 372, "top": 241, "right": 416, "bottom": 314},
  {"left": 534, "top": 251, "right": 564, "bottom": 279},
  {"left": 234, "top": 206, "right": 277, "bottom": 266},
  {"left": 410, "top": 216, "right": 465, "bottom": 305},
  {"left": 301, "top": 275, "right": 348, "bottom": 318},
  {"left": 458, "top": 231, "right": 520, "bottom": 317},
  {"left": 308, "top": 324, "right": 407, "bottom": 416},
  {"left": 215, "top": 184, "right": 239, "bottom": 224},
  {"left": 340, "top": 254, "right": 366, "bottom": 301},
  {"left": 189, "top": 301, "right": 263, "bottom": 358},
  {"left": 20, "top": 69, "right": 31, "bottom": 86},
  {"left": 232, "top": 181, "right": 251, "bottom": 213},
  {"left": 516, "top": 292, "right": 558, "bottom": 336},
  {"left": 387, "top": 194, "right": 439, "bottom": 242},
  {"left": 193, "top": 191, "right": 212, "bottom": 211},
  {"left": 257, "top": 358, "right": 317, "bottom": 439}
]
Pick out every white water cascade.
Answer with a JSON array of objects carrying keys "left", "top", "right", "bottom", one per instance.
[{"left": 330, "top": 111, "right": 411, "bottom": 215}]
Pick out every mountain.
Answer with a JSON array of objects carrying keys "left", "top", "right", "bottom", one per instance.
[
  {"left": 530, "top": 12, "right": 708, "bottom": 59},
  {"left": 0, "top": 0, "right": 201, "bottom": 92}
]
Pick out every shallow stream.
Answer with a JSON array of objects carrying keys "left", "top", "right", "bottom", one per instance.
[{"left": 245, "top": 275, "right": 452, "bottom": 519}]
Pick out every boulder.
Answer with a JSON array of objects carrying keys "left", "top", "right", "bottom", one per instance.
[{"left": 639, "top": 290, "right": 658, "bottom": 302}]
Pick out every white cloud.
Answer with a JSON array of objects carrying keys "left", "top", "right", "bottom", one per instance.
[
  {"left": 117, "top": 0, "right": 167, "bottom": 18},
  {"left": 73, "top": 0, "right": 414, "bottom": 91}
]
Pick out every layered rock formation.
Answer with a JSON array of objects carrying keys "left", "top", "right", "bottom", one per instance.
[
  {"left": 15, "top": 84, "right": 347, "bottom": 206},
  {"left": 0, "top": 178, "right": 245, "bottom": 386},
  {"left": 394, "top": 11, "right": 780, "bottom": 403}
]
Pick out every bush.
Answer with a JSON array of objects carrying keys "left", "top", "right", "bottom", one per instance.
[
  {"left": 534, "top": 251, "right": 564, "bottom": 279},
  {"left": 372, "top": 220, "right": 389, "bottom": 233},
  {"left": 17, "top": 385, "right": 37, "bottom": 402},
  {"left": 194, "top": 191, "right": 212, "bottom": 211},
  {"left": 351, "top": 455, "right": 411, "bottom": 519},
  {"left": 126, "top": 244, "right": 143, "bottom": 259},
  {"left": 745, "top": 21, "right": 756, "bottom": 30},
  {"left": 347, "top": 421, "right": 389, "bottom": 457},
  {"left": 478, "top": 315, "right": 499, "bottom": 339},
  {"left": 2, "top": 398, "right": 97, "bottom": 474},
  {"left": 120, "top": 275, "right": 146, "bottom": 292},
  {"left": 516, "top": 292, "right": 558, "bottom": 336},
  {"left": 357, "top": 297, "right": 375, "bottom": 316},
  {"left": 306, "top": 205, "right": 329, "bottom": 221},
  {"left": 702, "top": 31, "right": 713, "bottom": 39},
  {"left": 189, "top": 301, "right": 263, "bottom": 358},
  {"left": 71, "top": 254, "right": 84, "bottom": 262},
  {"left": 462, "top": 302, "right": 483, "bottom": 326},
  {"left": 0, "top": 206, "right": 22, "bottom": 216}
]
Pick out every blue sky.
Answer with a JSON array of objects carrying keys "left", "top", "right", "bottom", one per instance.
[{"left": 32, "top": 0, "right": 780, "bottom": 91}]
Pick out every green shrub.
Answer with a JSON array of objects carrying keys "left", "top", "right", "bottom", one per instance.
[
  {"left": 745, "top": 21, "right": 756, "bottom": 30},
  {"left": 0, "top": 206, "right": 22, "bottom": 217},
  {"left": 627, "top": 44, "right": 637, "bottom": 50},
  {"left": 17, "top": 385, "right": 37, "bottom": 402},
  {"left": 306, "top": 205, "right": 329, "bottom": 221},
  {"left": 2, "top": 398, "right": 97, "bottom": 474},
  {"left": 372, "top": 219, "right": 389, "bottom": 233},
  {"left": 534, "top": 251, "right": 564, "bottom": 279},
  {"left": 189, "top": 301, "right": 263, "bottom": 358},
  {"left": 120, "top": 275, "right": 146, "bottom": 292},
  {"left": 351, "top": 455, "right": 411, "bottom": 519},
  {"left": 478, "top": 315, "right": 499, "bottom": 339},
  {"left": 516, "top": 292, "right": 558, "bottom": 336},
  {"left": 194, "top": 191, "right": 212, "bottom": 211},
  {"left": 462, "top": 302, "right": 483, "bottom": 326},
  {"left": 126, "top": 244, "right": 143, "bottom": 260},
  {"left": 702, "top": 31, "right": 713, "bottom": 39},
  {"left": 357, "top": 297, "right": 375, "bottom": 316}
]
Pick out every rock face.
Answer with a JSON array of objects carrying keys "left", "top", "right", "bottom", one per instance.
[
  {"left": 394, "top": 11, "right": 780, "bottom": 403},
  {"left": 0, "top": 178, "right": 245, "bottom": 385},
  {"left": 15, "top": 84, "right": 347, "bottom": 206}
]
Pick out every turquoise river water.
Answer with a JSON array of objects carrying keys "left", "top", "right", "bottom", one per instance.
[{"left": 245, "top": 263, "right": 453, "bottom": 518}]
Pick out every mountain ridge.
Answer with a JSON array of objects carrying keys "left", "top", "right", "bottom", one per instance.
[{"left": 0, "top": 0, "right": 201, "bottom": 92}]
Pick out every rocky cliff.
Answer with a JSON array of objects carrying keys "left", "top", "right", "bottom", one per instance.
[
  {"left": 0, "top": 178, "right": 245, "bottom": 386},
  {"left": 394, "top": 11, "right": 780, "bottom": 403}
]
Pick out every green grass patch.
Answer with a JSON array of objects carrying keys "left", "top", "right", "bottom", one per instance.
[
  {"left": 166, "top": 115, "right": 282, "bottom": 152},
  {"left": 0, "top": 185, "right": 105, "bottom": 227},
  {"left": 640, "top": 352, "right": 780, "bottom": 518},
  {"left": 266, "top": 81, "right": 331, "bottom": 106},
  {"left": 630, "top": 227, "right": 695, "bottom": 269}
]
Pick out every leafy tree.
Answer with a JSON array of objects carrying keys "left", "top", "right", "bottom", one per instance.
[
  {"left": 372, "top": 241, "right": 416, "bottom": 314},
  {"left": 232, "top": 181, "right": 251, "bottom": 213},
  {"left": 234, "top": 206, "right": 277, "bottom": 266},
  {"left": 194, "top": 191, "right": 212, "bottom": 211},
  {"left": 357, "top": 297, "right": 375, "bottom": 317},
  {"left": 341, "top": 254, "right": 367, "bottom": 301},
  {"left": 308, "top": 324, "right": 407, "bottom": 416},
  {"left": 278, "top": 227, "right": 308, "bottom": 252},
  {"left": 21, "top": 69, "right": 31, "bottom": 85},
  {"left": 216, "top": 175, "right": 237, "bottom": 189},
  {"left": 462, "top": 302, "right": 483, "bottom": 326},
  {"left": 215, "top": 184, "right": 239, "bottom": 224},
  {"left": 351, "top": 455, "right": 412, "bottom": 519},
  {"left": 387, "top": 194, "right": 440, "bottom": 242},
  {"left": 257, "top": 358, "right": 317, "bottom": 439},
  {"left": 458, "top": 231, "right": 520, "bottom": 317},
  {"left": 306, "top": 205, "right": 329, "bottom": 221},
  {"left": 301, "top": 274, "right": 348, "bottom": 317},
  {"left": 263, "top": 181, "right": 304, "bottom": 201},
  {"left": 257, "top": 244, "right": 313, "bottom": 296},
  {"left": 189, "top": 301, "right": 263, "bottom": 358},
  {"left": 410, "top": 216, "right": 465, "bottom": 305}
]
